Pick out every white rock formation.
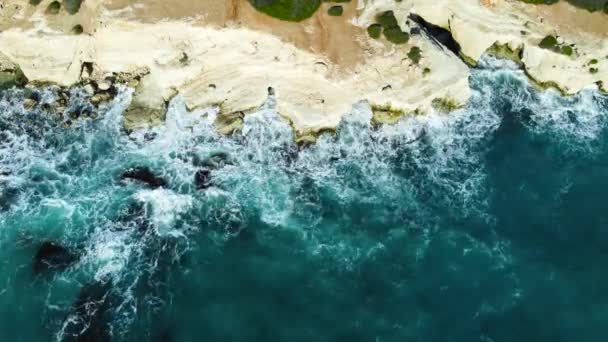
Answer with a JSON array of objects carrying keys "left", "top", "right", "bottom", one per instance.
[{"left": 0, "top": 0, "right": 605, "bottom": 137}]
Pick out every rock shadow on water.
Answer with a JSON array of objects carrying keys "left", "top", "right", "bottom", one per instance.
[
  {"left": 61, "top": 279, "right": 114, "bottom": 342},
  {"left": 194, "top": 169, "right": 211, "bottom": 190},
  {"left": 33, "top": 241, "right": 79, "bottom": 275}
]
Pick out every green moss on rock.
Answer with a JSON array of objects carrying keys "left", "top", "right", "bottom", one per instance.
[
  {"left": 432, "top": 97, "right": 461, "bottom": 112},
  {"left": 371, "top": 104, "right": 407, "bottom": 125},
  {"left": 0, "top": 67, "right": 28, "bottom": 91},
  {"left": 486, "top": 42, "right": 524, "bottom": 65}
]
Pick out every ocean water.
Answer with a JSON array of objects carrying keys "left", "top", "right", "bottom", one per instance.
[{"left": 0, "top": 57, "right": 607, "bottom": 342}]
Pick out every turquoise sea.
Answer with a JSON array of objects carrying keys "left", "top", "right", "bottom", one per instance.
[{"left": 1, "top": 57, "right": 607, "bottom": 341}]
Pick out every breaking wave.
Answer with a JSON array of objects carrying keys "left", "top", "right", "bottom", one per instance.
[{"left": 0, "top": 56, "right": 607, "bottom": 341}]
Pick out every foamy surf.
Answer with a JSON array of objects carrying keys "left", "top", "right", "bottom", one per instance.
[{"left": 0, "top": 56, "right": 607, "bottom": 341}]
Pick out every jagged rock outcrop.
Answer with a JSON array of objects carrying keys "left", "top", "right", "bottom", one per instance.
[
  {"left": 0, "top": 52, "right": 27, "bottom": 90},
  {"left": 405, "top": 0, "right": 607, "bottom": 93}
]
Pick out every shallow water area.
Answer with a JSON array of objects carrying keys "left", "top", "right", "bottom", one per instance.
[{"left": 0, "top": 57, "right": 608, "bottom": 341}]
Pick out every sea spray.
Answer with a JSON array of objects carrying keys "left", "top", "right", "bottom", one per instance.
[{"left": 0, "top": 56, "right": 607, "bottom": 341}]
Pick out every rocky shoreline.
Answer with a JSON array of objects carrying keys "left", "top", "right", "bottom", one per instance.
[{"left": 0, "top": 0, "right": 606, "bottom": 141}]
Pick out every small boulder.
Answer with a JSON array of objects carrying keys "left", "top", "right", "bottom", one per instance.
[
  {"left": 194, "top": 151, "right": 233, "bottom": 170},
  {"left": 33, "top": 241, "right": 78, "bottom": 274},
  {"left": 23, "top": 98, "right": 37, "bottom": 110},
  {"left": 83, "top": 84, "right": 95, "bottom": 96},
  {"left": 194, "top": 169, "right": 211, "bottom": 190},
  {"left": 90, "top": 93, "right": 111, "bottom": 106},
  {"left": 0, "top": 53, "right": 28, "bottom": 90},
  {"left": 97, "top": 80, "right": 112, "bottom": 91},
  {"left": 121, "top": 167, "right": 167, "bottom": 188}
]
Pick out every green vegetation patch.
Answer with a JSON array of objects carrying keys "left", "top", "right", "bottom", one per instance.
[
  {"left": 407, "top": 46, "right": 422, "bottom": 64},
  {"left": 327, "top": 5, "right": 343, "bottom": 16},
  {"left": 519, "top": 0, "right": 559, "bottom": 4},
  {"left": 566, "top": 0, "right": 608, "bottom": 12},
  {"left": 560, "top": 45, "right": 574, "bottom": 56},
  {"left": 377, "top": 10, "right": 399, "bottom": 29},
  {"left": 46, "top": 1, "right": 61, "bottom": 14},
  {"left": 248, "top": 0, "right": 322, "bottom": 22},
  {"left": 384, "top": 27, "right": 410, "bottom": 44},
  {"left": 367, "top": 24, "right": 382, "bottom": 39},
  {"left": 539, "top": 35, "right": 558, "bottom": 49},
  {"left": 0, "top": 67, "right": 28, "bottom": 91},
  {"left": 29, "top": 0, "right": 43, "bottom": 5},
  {"left": 63, "top": 0, "right": 83, "bottom": 15},
  {"left": 539, "top": 35, "right": 575, "bottom": 56},
  {"left": 366, "top": 11, "right": 410, "bottom": 45},
  {"left": 72, "top": 24, "right": 83, "bottom": 35}
]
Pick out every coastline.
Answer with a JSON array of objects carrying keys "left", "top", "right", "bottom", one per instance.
[{"left": 0, "top": 0, "right": 606, "bottom": 139}]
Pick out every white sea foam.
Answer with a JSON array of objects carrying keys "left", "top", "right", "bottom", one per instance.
[
  {"left": 1, "top": 55, "right": 607, "bottom": 338},
  {"left": 135, "top": 188, "right": 193, "bottom": 237}
]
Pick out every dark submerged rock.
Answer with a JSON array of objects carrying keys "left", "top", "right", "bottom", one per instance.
[
  {"left": 33, "top": 241, "right": 78, "bottom": 274},
  {"left": 155, "top": 330, "right": 173, "bottom": 342},
  {"left": 0, "top": 186, "right": 18, "bottom": 211},
  {"left": 62, "top": 280, "right": 113, "bottom": 342},
  {"left": 121, "top": 167, "right": 167, "bottom": 188},
  {"left": 194, "top": 169, "right": 211, "bottom": 190}
]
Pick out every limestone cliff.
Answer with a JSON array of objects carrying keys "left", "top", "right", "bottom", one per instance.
[{"left": 0, "top": 0, "right": 605, "bottom": 137}]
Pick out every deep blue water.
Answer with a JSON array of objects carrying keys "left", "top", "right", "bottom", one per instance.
[{"left": 0, "top": 57, "right": 607, "bottom": 342}]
